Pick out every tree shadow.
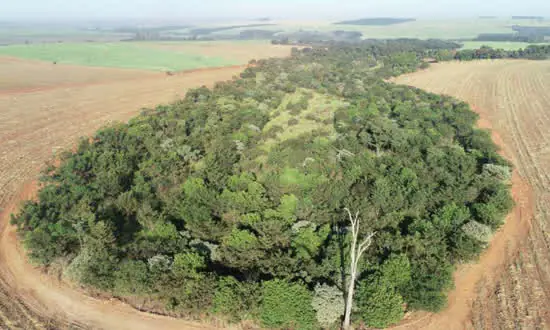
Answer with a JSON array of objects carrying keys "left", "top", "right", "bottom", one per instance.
[{"left": 336, "top": 223, "right": 348, "bottom": 294}]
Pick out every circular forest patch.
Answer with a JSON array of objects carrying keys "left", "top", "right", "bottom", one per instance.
[{"left": 12, "top": 41, "right": 514, "bottom": 329}]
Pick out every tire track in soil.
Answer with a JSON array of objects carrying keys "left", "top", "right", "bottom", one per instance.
[{"left": 394, "top": 60, "right": 550, "bottom": 330}]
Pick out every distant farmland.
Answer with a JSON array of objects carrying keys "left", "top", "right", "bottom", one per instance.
[
  {"left": 0, "top": 43, "right": 238, "bottom": 71},
  {"left": 3, "top": 18, "right": 550, "bottom": 45},
  {"left": 264, "top": 18, "right": 537, "bottom": 40},
  {"left": 334, "top": 18, "right": 416, "bottom": 26},
  {"left": 0, "top": 41, "right": 294, "bottom": 72}
]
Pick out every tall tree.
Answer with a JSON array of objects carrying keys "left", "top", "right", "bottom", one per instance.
[{"left": 343, "top": 208, "right": 376, "bottom": 330}]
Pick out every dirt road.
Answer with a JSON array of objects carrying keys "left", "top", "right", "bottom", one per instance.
[
  {"left": 394, "top": 60, "right": 550, "bottom": 329},
  {"left": 0, "top": 64, "right": 246, "bottom": 329}
]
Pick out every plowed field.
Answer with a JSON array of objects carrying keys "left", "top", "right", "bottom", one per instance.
[
  {"left": 140, "top": 41, "right": 295, "bottom": 62},
  {"left": 394, "top": 60, "right": 550, "bottom": 329},
  {"left": 0, "top": 57, "right": 159, "bottom": 93}
]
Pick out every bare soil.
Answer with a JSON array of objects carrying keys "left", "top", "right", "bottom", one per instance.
[
  {"left": 393, "top": 60, "right": 550, "bottom": 329},
  {"left": 140, "top": 41, "right": 294, "bottom": 62},
  {"left": 0, "top": 56, "right": 159, "bottom": 93}
]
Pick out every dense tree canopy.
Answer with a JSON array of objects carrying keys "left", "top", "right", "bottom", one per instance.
[{"left": 13, "top": 40, "right": 514, "bottom": 328}]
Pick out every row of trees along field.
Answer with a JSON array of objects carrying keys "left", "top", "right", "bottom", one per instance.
[
  {"left": 431, "top": 44, "right": 550, "bottom": 61},
  {"left": 13, "top": 40, "right": 515, "bottom": 329}
]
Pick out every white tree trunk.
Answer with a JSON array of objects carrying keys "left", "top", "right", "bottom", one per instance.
[
  {"left": 343, "top": 269, "right": 356, "bottom": 329},
  {"left": 342, "top": 208, "right": 375, "bottom": 330}
]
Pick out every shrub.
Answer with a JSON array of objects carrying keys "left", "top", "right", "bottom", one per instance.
[
  {"left": 172, "top": 252, "right": 205, "bottom": 279},
  {"left": 304, "top": 113, "right": 320, "bottom": 122},
  {"left": 462, "top": 220, "right": 493, "bottom": 243},
  {"left": 65, "top": 245, "right": 117, "bottom": 290},
  {"left": 419, "top": 61, "right": 431, "bottom": 69},
  {"left": 449, "top": 231, "right": 484, "bottom": 261},
  {"left": 287, "top": 102, "right": 306, "bottom": 115},
  {"left": 355, "top": 278, "right": 405, "bottom": 328},
  {"left": 380, "top": 254, "right": 412, "bottom": 289},
  {"left": 263, "top": 125, "right": 284, "bottom": 139},
  {"left": 64, "top": 247, "right": 93, "bottom": 284},
  {"left": 288, "top": 118, "right": 300, "bottom": 126},
  {"left": 483, "top": 163, "right": 511, "bottom": 182},
  {"left": 404, "top": 257, "right": 453, "bottom": 312},
  {"left": 260, "top": 279, "right": 317, "bottom": 330},
  {"left": 165, "top": 275, "right": 217, "bottom": 312},
  {"left": 311, "top": 283, "right": 344, "bottom": 328},
  {"left": 114, "top": 260, "right": 150, "bottom": 296},
  {"left": 64, "top": 222, "right": 118, "bottom": 291},
  {"left": 147, "top": 255, "right": 172, "bottom": 274},
  {"left": 212, "top": 276, "right": 260, "bottom": 321},
  {"left": 353, "top": 254, "right": 411, "bottom": 328}
]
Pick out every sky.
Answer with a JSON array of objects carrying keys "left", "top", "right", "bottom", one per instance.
[{"left": 1, "top": 0, "right": 550, "bottom": 21}]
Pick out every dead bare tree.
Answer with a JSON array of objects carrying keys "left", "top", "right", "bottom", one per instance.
[{"left": 343, "top": 208, "right": 376, "bottom": 330}]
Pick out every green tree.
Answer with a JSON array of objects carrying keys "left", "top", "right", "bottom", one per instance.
[
  {"left": 212, "top": 276, "right": 260, "bottom": 321},
  {"left": 354, "top": 254, "right": 411, "bottom": 328},
  {"left": 260, "top": 279, "right": 317, "bottom": 330}
]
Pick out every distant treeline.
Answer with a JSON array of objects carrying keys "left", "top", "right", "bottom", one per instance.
[
  {"left": 475, "top": 33, "right": 530, "bottom": 42},
  {"left": 192, "top": 29, "right": 282, "bottom": 41},
  {"left": 272, "top": 30, "right": 363, "bottom": 44},
  {"left": 432, "top": 44, "right": 550, "bottom": 61},
  {"left": 120, "top": 24, "right": 279, "bottom": 41},
  {"left": 238, "top": 29, "right": 281, "bottom": 40},
  {"left": 512, "top": 16, "right": 545, "bottom": 20},
  {"left": 479, "top": 16, "right": 497, "bottom": 19},
  {"left": 473, "top": 26, "right": 550, "bottom": 43},
  {"left": 112, "top": 25, "right": 191, "bottom": 34},
  {"left": 512, "top": 25, "right": 550, "bottom": 42},
  {"left": 334, "top": 18, "right": 416, "bottom": 26},
  {"left": 189, "top": 24, "right": 275, "bottom": 35},
  {"left": 273, "top": 37, "right": 461, "bottom": 52}
]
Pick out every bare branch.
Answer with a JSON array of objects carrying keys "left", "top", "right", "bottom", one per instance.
[
  {"left": 344, "top": 208, "right": 354, "bottom": 226},
  {"left": 358, "top": 235, "right": 375, "bottom": 257},
  {"left": 358, "top": 232, "right": 376, "bottom": 254}
]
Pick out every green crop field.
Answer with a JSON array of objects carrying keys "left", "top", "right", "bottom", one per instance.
[{"left": 0, "top": 43, "right": 239, "bottom": 71}]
